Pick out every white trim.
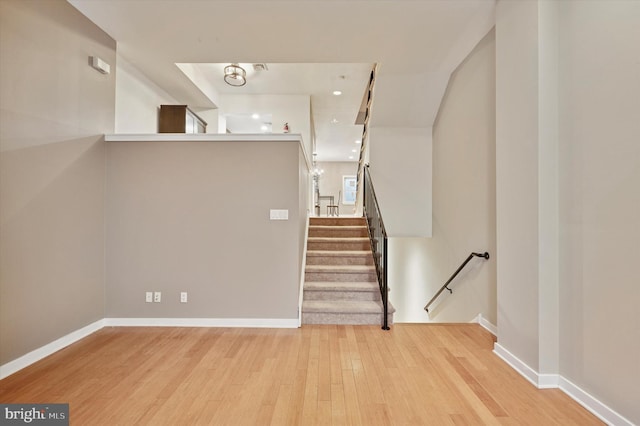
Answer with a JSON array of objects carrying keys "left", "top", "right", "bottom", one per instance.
[
  {"left": 494, "top": 344, "right": 633, "bottom": 425},
  {"left": 103, "top": 318, "right": 299, "bottom": 328},
  {"left": 493, "top": 343, "right": 552, "bottom": 388},
  {"left": 0, "top": 317, "right": 297, "bottom": 379},
  {"left": 537, "top": 373, "right": 560, "bottom": 389},
  {"left": 105, "top": 133, "right": 303, "bottom": 143},
  {"left": 559, "top": 377, "right": 635, "bottom": 426},
  {"left": 470, "top": 313, "right": 497, "bottom": 336},
  {"left": 0, "top": 319, "right": 104, "bottom": 380},
  {"left": 298, "top": 211, "right": 310, "bottom": 327}
]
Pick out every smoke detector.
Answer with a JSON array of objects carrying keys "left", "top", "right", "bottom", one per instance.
[{"left": 253, "top": 63, "right": 269, "bottom": 72}]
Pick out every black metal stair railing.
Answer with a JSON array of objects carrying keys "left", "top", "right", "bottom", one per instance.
[
  {"left": 424, "top": 252, "right": 490, "bottom": 313},
  {"left": 363, "top": 165, "right": 390, "bottom": 330}
]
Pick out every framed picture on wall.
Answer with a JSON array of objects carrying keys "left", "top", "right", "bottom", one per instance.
[{"left": 343, "top": 175, "right": 357, "bottom": 205}]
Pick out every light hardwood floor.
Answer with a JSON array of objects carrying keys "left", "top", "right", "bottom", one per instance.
[{"left": 0, "top": 324, "right": 602, "bottom": 425}]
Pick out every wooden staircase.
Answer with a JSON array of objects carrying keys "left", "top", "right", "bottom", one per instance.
[{"left": 302, "top": 217, "right": 394, "bottom": 325}]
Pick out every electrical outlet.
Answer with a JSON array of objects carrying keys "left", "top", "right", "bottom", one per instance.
[
  {"left": 180, "top": 292, "right": 188, "bottom": 303},
  {"left": 145, "top": 292, "right": 153, "bottom": 303},
  {"left": 154, "top": 291, "right": 161, "bottom": 303}
]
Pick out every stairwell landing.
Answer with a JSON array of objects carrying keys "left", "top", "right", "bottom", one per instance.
[{"left": 301, "top": 217, "right": 394, "bottom": 325}]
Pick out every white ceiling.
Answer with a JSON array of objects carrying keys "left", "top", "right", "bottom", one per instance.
[
  {"left": 68, "top": 0, "right": 495, "bottom": 161},
  {"left": 177, "top": 62, "right": 373, "bottom": 161}
]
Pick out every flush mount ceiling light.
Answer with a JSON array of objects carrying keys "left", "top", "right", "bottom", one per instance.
[
  {"left": 224, "top": 63, "right": 246, "bottom": 87},
  {"left": 333, "top": 90, "right": 342, "bottom": 96}
]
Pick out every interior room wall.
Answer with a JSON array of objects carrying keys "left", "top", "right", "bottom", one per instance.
[
  {"left": 0, "top": 0, "right": 115, "bottom": 365},
  {"left": 105, "top": 140, "right": 305, "bottom": 321},
  {"left": 315, "top": 161, "right": 358, "bottom": 216},
  {"left": 220, "top": 94, "right": 312, "bottom": 158},
  {"left": 496, "top": 0, "right": 638, "bottom": 422},
  {"left": 115, "top": 55, "right": 180, "bottom": 133},
  {"left": 495, "top": 0, "right": 542, "bottom": 372},
  {"left": 557, "top": 1, "right": 640, "bottom": 422},
  {"left": 388, "top": 29, "right": 496, "bottom": 324},
  {"left": 368, "top": 127, "right": 432, "bottom": 237}
]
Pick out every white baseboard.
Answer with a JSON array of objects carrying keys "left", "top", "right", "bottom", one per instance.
[
  {"left": 559, "top": 377, "right": 635, "bottom": 426},
  {"left": 298, "top": 211, "right": 310, "bottom": 327},
  {"left": 471, "top": 313, "right": 497, "bottom": 336},
  {"left": 104, "top": 318, "right": 300, "bottom": 328},
  {"left": 0, "top": 319, "right": 104, "bottom": 380},
  {"left": 494, "top": 343, "right": 633, "bottom": 425},
  {"left": 0, "top": 317, "right": 300, "bottom": 379},
  {"left": 493, "top": 343, "right": 559, "bottom": 388},
  {"left": 493, "top": 343, "right": 544, "bottom": 387}
]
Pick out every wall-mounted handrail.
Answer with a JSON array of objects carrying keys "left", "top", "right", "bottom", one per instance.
[
  {"left": 424, "top": 252, "right": 490, "bottom": 313},
  {"left": 363, "top": 164, "right": 390, "bottom": 330}
]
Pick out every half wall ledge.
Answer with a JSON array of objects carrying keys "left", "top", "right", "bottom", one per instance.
[{"left": 104, "top": 133, "right": 303, "bottom": 143}]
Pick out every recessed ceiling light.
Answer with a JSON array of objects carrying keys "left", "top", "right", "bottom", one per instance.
[
  {"left": 355, "top": 140, "right": 361, "bottom": 144},
  {"left": 252, "top": 113, "right": 260, "bottom": 119},
  {"left": 348, "top": 156, "right": 355, "bottom": 160},
  {"left": 260, "top": 125, "right": 268, "bottom": 131},
  {"left": 331, "top": 118, "right": 339, "bottom": 124},
  {"left": 351, "top": 149, "right": 357, "bottom": 153},
  {"left": 333, "top": 90, "right": 342, "bottom": 96}
]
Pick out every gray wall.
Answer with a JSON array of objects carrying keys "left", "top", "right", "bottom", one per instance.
[
  {"left": 557, "top": 1, "right": 640, "bottom": 421},
  {"left": 368, "top": 127, "right": 432, "bottom": 237},
  {"left": 496, "top": 0, "right": 640, "bottom": 422},
  {"left": 496, "top": 0, "right": 542, "bottom": 372},
  {"left": 0, "top": 0, "right": 115, "bottom": 364},
  {"left": 388, "top": 29, "right": 496, "bottom": 324},
  {"left": 106, "top": 140, "right": 306, "bottom": 320}
]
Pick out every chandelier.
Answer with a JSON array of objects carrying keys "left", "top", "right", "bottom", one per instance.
[{"left": 224, "top": 63, "right": 247, "bottom": 87}]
